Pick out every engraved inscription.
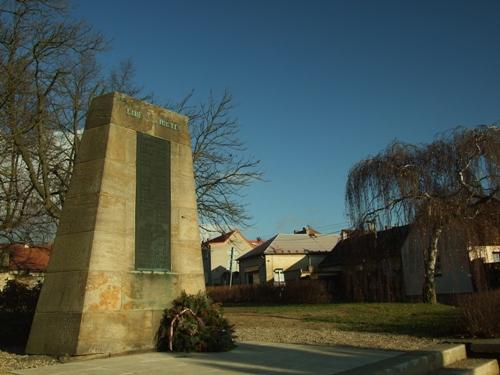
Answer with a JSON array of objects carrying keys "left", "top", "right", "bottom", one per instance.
[
  {"left": 126, "top": 107, "right": 142, "bottom": 119},
  {"left": 125, "top": 107, "right": 180, "bottom": 130},
  {"left": 135, "top": 133, "right": 171, "bottom": 270},
  {"left": 159, "top": 118, "right": 178, "bottom": 130}
]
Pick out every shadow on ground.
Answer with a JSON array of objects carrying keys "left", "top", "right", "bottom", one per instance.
[
  {"left": 11, "top": 342, "right": 402, "bottom": 375},
  {"left": 162, "top": 342, "right": 401, "bottom": 375}
]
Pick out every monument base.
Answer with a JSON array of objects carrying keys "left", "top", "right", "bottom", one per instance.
[{"left": 27, "top": 270, "right": 205, "bottom": 355}]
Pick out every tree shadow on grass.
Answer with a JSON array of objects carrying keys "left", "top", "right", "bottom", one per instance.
[{"left": 303, "top": 309, "right": 462, "bottom": 338}]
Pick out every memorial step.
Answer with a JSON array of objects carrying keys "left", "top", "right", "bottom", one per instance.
[{"left": 429, "top": 358, "right": 499, "bottom": 375}]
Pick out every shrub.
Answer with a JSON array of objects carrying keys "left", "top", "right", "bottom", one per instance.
[
  {"left": 0, "top": 280, "right": 42, "bottom": 349},
  {"left": 155, "top": 291, "right": 236, "bottom": 352},
  {"left": 0, "top": 280, "right": 41, "bottom": 313},
  {"left": 207, "top": 280, "right": 332, "bottom": 304},
  {"left": 457, "top": 290, "right": 500, "bottom": 338}
]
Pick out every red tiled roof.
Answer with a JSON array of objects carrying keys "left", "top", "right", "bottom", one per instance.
[
  {"left": 206, "top": 231, "right": 236, "bottom": 244},
  {"left": 248, "top": 239, "right": 265, "bottom": 247},
  {"left": 205, "top": 230, "right": 259, "bottom": 248},
  {"left": 1, "top": 244, "right": 52, "bottom": 271}
]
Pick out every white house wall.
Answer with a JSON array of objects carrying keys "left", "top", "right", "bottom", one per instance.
[
  {"left": 209, "top": 233, "right": 254, "bottom": 284},
  {"left": 265, "top": 254, "right": 307, "bottom": 282}
]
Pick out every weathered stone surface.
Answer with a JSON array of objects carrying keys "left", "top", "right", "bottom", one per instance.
[
  {"left": 87, "top": 231, "right": 134, "bottom": 271},
  {"left": 106, "top": 124, "right": 136, "bottom": 164},
  {"left": 121, "top": 272, "right": 177, "bottom": 311},
  {"left": 27, "top": 312, "right": 81, "bottom": 355},
  {"left": 48, "top": 232, "right": 94, "bottom": 272},
  {"left": 65, "top": 159, "right": 104, "bottom": 199},
  {"left": 56, "top": 193, "right": 99, "bottom": 235},
  {"left": 34, "top": 271, "right": 88, "bottom": 313},
  {"left": 27, "top": 92, "right": 204, "bottom": 356},
  {"left": 75, "top": 125, "right": 109, "bottom": 163},
  {"left": 76, "top": 310, "right": 155, "bottom": 354}
]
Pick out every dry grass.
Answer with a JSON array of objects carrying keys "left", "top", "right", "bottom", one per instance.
[{"left": 456, "top": 290, "right": 500, "bottom": 338}]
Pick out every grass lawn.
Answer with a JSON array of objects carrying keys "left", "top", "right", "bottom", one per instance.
[{"left": 223, "top": 303, "right": 462, "bottom": 338}]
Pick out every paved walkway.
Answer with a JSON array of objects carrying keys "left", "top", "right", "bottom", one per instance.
[{"left": 11, "top": 342, "right": 402, "bottom": 375}]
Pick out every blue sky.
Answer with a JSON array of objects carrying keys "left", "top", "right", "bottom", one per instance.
[{"left": 72, "top": 0, "right": 500, "bottom": 240}]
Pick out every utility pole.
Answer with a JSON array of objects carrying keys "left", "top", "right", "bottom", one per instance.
[{"left": 229, "top": 247, "right": 234, "bottom": 287}]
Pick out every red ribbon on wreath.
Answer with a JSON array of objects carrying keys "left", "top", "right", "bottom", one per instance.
[{"left": 168, "top": 307, "right": 205, "bottom": 351}]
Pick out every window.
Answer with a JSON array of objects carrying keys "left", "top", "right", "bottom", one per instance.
[
  {"left": 493, "top": 251, "right": 500, "bottom": 263},
  {"left": 273, "top": 268, "right": 285, "bottom": 286}
]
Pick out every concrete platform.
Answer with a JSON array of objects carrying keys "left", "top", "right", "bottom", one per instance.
[{"left": 10, "top": 342, "right": 402, "bottom": 375}]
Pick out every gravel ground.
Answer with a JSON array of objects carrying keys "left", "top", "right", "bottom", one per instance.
[
  {"left": 0, "top": 351, "right": 59, "bottom": 375},
  {"left": 226, "top": 312, "right": 442, "bottom": 351},
  {"left": 0, "top": 312, "right": 442, "bottom": 373}
]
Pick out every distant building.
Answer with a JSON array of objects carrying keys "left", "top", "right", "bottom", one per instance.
[
  {"left": 469, "top": 245, "right": 500, "bottom": 264},
  {"left": 318, "top": 225, "right": 480, "bottom": 301},
  {"left": 238, "top": 232, "right": 339, "bottom": 285},
  {"left": 202, "top": 230, "right": 258, "bottom": 285},
  {"left": 0, "top": 243, "right": 52, "bottom": 290}
]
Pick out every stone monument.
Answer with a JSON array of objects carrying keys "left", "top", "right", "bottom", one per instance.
[{"left": 26, "top": 92, "right": 205, "bottom": 356}]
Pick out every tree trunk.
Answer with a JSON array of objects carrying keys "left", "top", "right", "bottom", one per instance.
[{"left": 422, "top": 225, "right": 443, "bottom": 304}]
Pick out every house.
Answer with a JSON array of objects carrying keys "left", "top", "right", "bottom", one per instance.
[
  {"left": 467, "top": 227, "right": 500, "bottom": 290},
  {"left": 469, "top": 245, "right": 500, "bottom": 264},
  {"left": 202, "top": 230, "right": 257, "bottom": 285},
  {"left": 318, "top": 226, "right": 409, "bottom": 301},
  {"left": 0, "top": 243, "right": 51, "bottom": 290},
  {"left": 318, "top": 225, "right": 476, "bottom": 302},
  {"left": 238, "top": 232, "right": 339, "bottom": 285}
]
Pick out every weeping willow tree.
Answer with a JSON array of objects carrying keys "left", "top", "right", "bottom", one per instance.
[{"left": 346, "top": 125, "right": 499, "bottom": 303}]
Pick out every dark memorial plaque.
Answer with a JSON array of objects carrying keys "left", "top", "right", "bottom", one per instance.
[{"left": 135, "top": 132, "right": 171, "bottom": 270}]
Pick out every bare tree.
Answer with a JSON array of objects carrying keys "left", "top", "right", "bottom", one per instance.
[
  {"left": 0, "top": 0, "right": 106, "bottom": 241},
  {"left": 346, "top": 125, "right": 499, "bottom": 303},
  {"left": 0, "top": 2, "right": 262, "bottom": 241},
  {"left": 172, "top": 91, "right": 264, "bottom": 233}
]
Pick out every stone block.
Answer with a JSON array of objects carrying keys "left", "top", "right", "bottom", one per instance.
[
  {"left": 77, "top": 310, "right": 155, "bottom": 354},
  {"left": 100, "top": 159, "right": 135, "bottom": 199},
  {"left": 57, "top": 193, "right": 99, "bottom": 235},
  {"left": 106, "top": 123, "right": 136, "bottom": 164},
  {"left": 93, "top": 192, "right": 128, "bottom": 235},
  {"left": 84, "top": 93, "right": 114, "bottom": 129},
  {"left": 26, "top": 312, "right": 81, "bottom": 355},
  {"left": 121, "top": 272, "right": 177, "bottom": 311},
  {"left": 76, "top": 125, "right": 109, "bottom": 163},
  {"left": 35, "top": 271, "right": 87, "bottom": 313},
  {"left": 88, "top": 231, "right": 134, "bottom": 271},
  {"left": 83, "top": 271, "right": 123, "bottom": 312},
  {"left": 65, "top": 159, "right": 105, "bottom": 199},
  {"left": 48, "top": 232, "right": 94, "bottom": 272},
  {"left": 177, "top": 273, "right": 206, "bottom": 295},
  {"left": 171, "top": 175, "right": 197, "bottom": 209},
  {"left": 171, "top": 239, "right": 203, "bottom": 274},
  {"left": 171, "top": 143, "right": 196, "bottom": 178},
  {"left": 171, "top": 207, "right": 200, "bottom": 243}
]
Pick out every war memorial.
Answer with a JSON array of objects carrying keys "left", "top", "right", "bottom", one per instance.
[{"left": 26, "top": 93, "right": 205, "bottom": 356}]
